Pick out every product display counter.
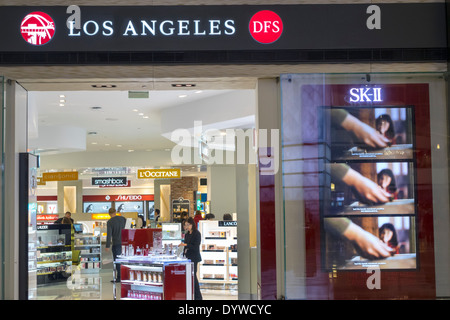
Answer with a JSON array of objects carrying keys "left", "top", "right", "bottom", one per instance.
[
  {"left": 198, "top": 220, "right": 238, "bottom": 285},
  {"left": 114, "top": 255, "right": 193, "bottom": 300},
  {"left": 36, "top": 224, "right": 73, "bottom": 285},
  {"left": 73, "top": 233, "right": 102, "bottom": 273}
]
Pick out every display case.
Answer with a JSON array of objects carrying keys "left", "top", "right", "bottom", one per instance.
[
  {"left": 73, "top": 233, "right": 102, "bottom": 273},
  {"left": 36, "top": 224, "right": 73, "bottom": 285},
  {"left": 162, "top": 222, "right": 183, "bottom": 246},
  {"left": 198, "top": 220, "right": 238, "bottom": 285},
  {"left": 114, "top": 255, "right": 193, "bottom": 300}
]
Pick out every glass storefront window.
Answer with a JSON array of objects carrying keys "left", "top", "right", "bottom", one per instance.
[
  {"left": 0, "top": 75, "right": 3, "bottom": 299},
  {"left": 281, "top": 73, "right": 449, "bottom": 299}
]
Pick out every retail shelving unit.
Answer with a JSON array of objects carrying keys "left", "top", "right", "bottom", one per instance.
[
  {"left": 162, "top": 222, "right": 183, "bottom": 246},
  {"left": 36, "top": 224, "right": 73, "bottom": 285},
  {"left": 114, "top": 255, "right": 193, "bottom": 300},
  {"left": 198, "top": 220, "right": 238, "bottom": 285},
  {"left": 73, "top": 233, "right": 102, "bottom": 273}
]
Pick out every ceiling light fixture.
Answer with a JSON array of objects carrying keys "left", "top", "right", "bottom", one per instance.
[
  {"left": 171, "top": 83, "right": 196, "bottom": 88},
  {"left": 179, "top": 94, "right": 188, "bottom": 98},
  {"left": 91, "top": 84, "right": 117, "bottom": 88}
]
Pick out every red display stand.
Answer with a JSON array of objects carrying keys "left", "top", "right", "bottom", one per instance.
[
  {"left": 121, "top": 228, "right": 161, "bottom": 252},
  {"left": 115, "top": 228, "right": 193, "bottom": 300},
  {"left": 115, "top": 257, "right": 194, "bottom": 300}
]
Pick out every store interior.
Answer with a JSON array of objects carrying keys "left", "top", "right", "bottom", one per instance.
[{"left": 24, "top": 77, "right": 258, "bottom": 300}]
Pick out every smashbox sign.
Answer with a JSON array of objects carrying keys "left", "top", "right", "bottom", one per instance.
[
  {"left": 92, "top": 177, "right": 127, "bottom": 187},
  {"left": 0, "top": 4, "right": 445, "bottom": 52}
]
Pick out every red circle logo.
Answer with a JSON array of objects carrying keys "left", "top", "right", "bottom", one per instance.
[
  {"left": 249, "top": 10, "right": 283, "bottom": 44},
  {"left": 20, "top": 12, "right": 55, "bottom": 46}
]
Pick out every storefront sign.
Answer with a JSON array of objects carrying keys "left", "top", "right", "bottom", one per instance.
[
  {"left": 137, "top": 168, "right": 181, "bottom": 179},
  {"left": 83, "top": 194, "right": 154, "bottom": 202},
  {"left": 0, "top": 4, "right": 445, "bottom": 52},
  {"left": 219, "top": 221, "right": 237, "bottom": 227},
  {"left": 91, "top": 213, "right": 120, "bottom": 220},
  {"left": 36, "top": 214, "right": 59, "bottom": 221},
  {"left": 92, "top": 176, "right": 127, "bottom": 187},
  {"left": 349, "top": 87, "right": 382, "bottom": 103},
  {"left": 42, "top": 171, "right": 78, "bottom": 181}
]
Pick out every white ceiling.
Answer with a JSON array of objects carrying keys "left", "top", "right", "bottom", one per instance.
[
  {"left": 27, "top": 80, "right": 257, "bottom": 187},
  {"left": 29, "top": 88, "right": 237, "bottom": 153}
]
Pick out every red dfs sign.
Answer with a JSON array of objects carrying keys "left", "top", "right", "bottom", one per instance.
[
  {"left": 20, "top": 12, "right": 55, "bottom": 45},
  {"left": 249, "top": 10, "right": 283, "bottom": 44}
]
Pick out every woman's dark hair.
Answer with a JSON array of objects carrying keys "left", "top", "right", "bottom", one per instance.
[
  {"left": 379, "top": 223, "right": 398, "bottom": 247},
  {"left": 375, "top": 114, "right": 395, "bottom": 139},
  {"left": 223, "top": 213, "right": 232, "bottom": 221},
  {"left": 377, "top": 168, "right": 397, "bottom": 193},
  {"left": 185, "top": 217, "right": 197, "bottom": 231}
]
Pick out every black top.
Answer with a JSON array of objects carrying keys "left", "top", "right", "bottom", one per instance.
[{"left": 183, "top": 229, "right": 202, "bottom": 263}]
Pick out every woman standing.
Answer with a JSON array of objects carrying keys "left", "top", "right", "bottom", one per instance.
[{"left": 179, "top": 217, "right": 203, "bottom": 300}]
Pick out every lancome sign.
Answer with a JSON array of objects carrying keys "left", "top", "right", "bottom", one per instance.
[{"left": 0, "top": 4, "right": 445, "bottom": 52}]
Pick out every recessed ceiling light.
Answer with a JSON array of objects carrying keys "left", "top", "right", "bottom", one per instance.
[
  {"left": 195, "top": 90, "right": 203, "bottom": 94},
  {"left": 179, "top": 94, "right": 187, "bottom": 98},
  {"left": 59, "top": 103, "right": 65, "bottom": 107},
  {"left": 132, "top": 109, "right": 139, "bottom": 112},
  {"left": 172, "top": 84, "right": 196, "bottom": 87},
  {"left": 143, "top": 116, "right": 149, "bottom": 119},
  {"left": 128, "top": 150, "right": 134, "bottom": 152},
  {"left": 59, "top": 94, "right": 65, "bottom": 98},
  {"left": 138, "top": 113, "right": 144, "bottom": 116},
  {"left": 91, "top": 84, "right": 117, "bottom": 88},
  {"left": 91, "top": 142, "right": 98, "bottom": 145},
  {"left": 105, "top": 143, "right": 110, "bottom": 146},
  {"left": 117, "top": 144, "right": 122, "bottom": 147}
]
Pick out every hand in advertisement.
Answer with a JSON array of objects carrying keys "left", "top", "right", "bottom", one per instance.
[
  {"left": 341, "top": 113, "right": 391, "bottom": 149},
  {"left": 343, "top": 222, "right": 395, "bottom": 259},
  {"left": 342, "top": 166, "right": 392, "bottom": 204}
]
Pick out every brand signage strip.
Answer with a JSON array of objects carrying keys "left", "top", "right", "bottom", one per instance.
[
  {"left": 137, "top": 168, "right": 181, "bottom": 179},
  {"left": 0, "top": 4, "right": 445, "bottom": 53},
  {"left": 83, "top": 194, "right": 154, "bottom": 202},
  {"left": 92, "top": 176, "right": 127, "bottom": 187},
  {"left": 42, "top": 171, "right": 78, "bottom": 181}
]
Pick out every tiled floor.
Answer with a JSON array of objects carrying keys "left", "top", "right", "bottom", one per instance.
[{"left": 36, "top": 260, "right": 238, "bottom": 300}]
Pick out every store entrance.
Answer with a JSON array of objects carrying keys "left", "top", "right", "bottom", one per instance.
[{"left": 22, "top": 78, "right": 258, "bottom": 300}]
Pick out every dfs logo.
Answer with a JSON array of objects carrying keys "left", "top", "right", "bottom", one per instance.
[
  {"left": 20, "top": 12, "right": 55, "bottom": 45},
  {"left": 249, "top": 10, "right": 283, "bottom": 44}
]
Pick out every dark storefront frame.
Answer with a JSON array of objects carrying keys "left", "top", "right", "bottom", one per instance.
[{"left": 0, "top": 2, "right": 448, "bottom": 300}]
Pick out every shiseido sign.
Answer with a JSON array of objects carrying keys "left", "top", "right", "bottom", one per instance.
[{"left": 0, "top": 4, "right": 446, "bottom": 52}]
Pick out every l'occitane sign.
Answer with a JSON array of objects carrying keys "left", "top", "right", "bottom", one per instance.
[
  {"left": 137, "top": 168, "right": 181, "bottom": 179},
  {"left": 43, "top": 171, "right": 78, "bottom": 181}
]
